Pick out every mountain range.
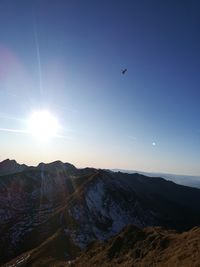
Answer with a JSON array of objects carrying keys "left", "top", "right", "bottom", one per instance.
[
  {"left": 112, "top": 168, "right": 200, "bottom": 188},
  {"left": 1, "top": 159, "right": 200, "bottom": 266}
]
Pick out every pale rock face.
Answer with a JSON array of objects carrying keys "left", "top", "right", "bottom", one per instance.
[{"left": 64, "top": 173, "right": 156, "bottom": 248}]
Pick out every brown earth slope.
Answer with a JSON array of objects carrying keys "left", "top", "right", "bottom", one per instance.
[
  {"left": 69, "top": 225, "right": 200, "bottom": 267},
  {"left": 2, "top": 224, "right": 200, "bottom": 267}
]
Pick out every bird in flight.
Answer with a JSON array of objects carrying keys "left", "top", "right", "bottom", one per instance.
[{"left": 121, "top": 68, "right": 127, "bottom": 75}]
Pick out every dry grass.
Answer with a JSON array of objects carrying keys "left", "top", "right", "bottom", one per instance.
[
  {"left": 2, "top": 225, "right": 200, "bottom": 267},
  {"left": 68, "top": 225, "right": 200, "bottom": 267}
]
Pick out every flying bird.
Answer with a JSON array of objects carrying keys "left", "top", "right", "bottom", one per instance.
[{"left": 122, "top": 68, "right": 127, "bottom": 75}]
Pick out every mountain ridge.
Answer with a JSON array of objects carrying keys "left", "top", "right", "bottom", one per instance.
[
  {"left": 0, "top": 159, "right": 28, "bottom": 176},
  {"left": 1, "top": 159, "right": 200, "bottom": 188},
  {"left": 112, "top": 168, "right": 200, "bottom": 188},
  {"left": 1, "top": 160, "right": 200, "bottom": 266}
]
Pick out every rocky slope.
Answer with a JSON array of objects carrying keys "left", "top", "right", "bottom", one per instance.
[
  {"left": 0, "top": 159, "right": 27, "bottom": 176},
  {"left": 1, "top": 160, "right": 200, "bottom": 266},
  {"left": 0, "top": 160, "right": 94, "bottom": 265}
]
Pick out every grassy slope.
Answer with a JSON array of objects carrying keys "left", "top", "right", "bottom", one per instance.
[
  {"left": 69, "top": 225, "right": 200, "bottom": 267},
  {"left": 4, "top": 224, "right": 200, "bottom": 267}
]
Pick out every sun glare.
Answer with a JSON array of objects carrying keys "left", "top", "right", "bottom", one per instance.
[{"left": 28, "top": 110, "right": 59, "bottom": 140}]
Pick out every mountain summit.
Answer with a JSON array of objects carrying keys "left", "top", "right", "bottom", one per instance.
[{"left": 0, "top": 159, "right": 28, "bottom": 176}]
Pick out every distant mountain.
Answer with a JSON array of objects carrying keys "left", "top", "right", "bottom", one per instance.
[
  {"left": 112, "top": 168, "right": 200, "bottom": 188},
  {"left": 1, "top": 160, "right": 200, "bottom": 266},
  {"left": 0, "top": 159, "right": 28, "bottom": 176}
]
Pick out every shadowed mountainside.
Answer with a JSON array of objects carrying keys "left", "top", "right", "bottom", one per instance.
[{"left": 1, "top": 159, "right": 200, "bottom": 266}]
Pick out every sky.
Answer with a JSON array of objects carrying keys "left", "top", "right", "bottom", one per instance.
[{"left": 0, "top": 0, "right": 200, "bottom": 175}]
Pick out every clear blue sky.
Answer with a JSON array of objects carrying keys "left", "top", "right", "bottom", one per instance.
[{"left": 0, "top": 0, "right": 199, "bottom": 175}]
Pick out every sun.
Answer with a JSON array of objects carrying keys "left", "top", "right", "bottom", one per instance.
[{"left": 28, "top": 110, "right": 59, "bottom": 140}]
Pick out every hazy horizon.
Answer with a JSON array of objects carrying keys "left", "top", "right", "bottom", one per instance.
[{"left": 0, "top": 1, "right": 200, "bottom": 176}]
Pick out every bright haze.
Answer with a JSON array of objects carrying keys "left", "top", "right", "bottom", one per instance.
[{"left": 0, "top": 0, "right": 199, "bottom": 175}]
